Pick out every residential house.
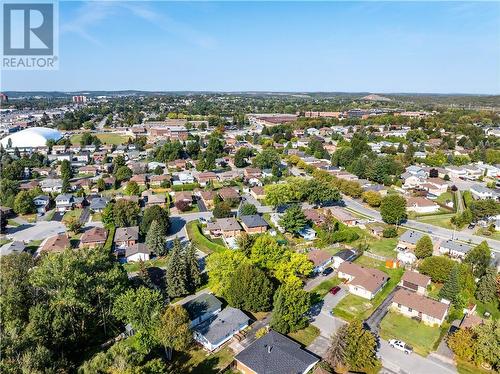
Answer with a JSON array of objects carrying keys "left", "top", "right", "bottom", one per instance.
[
  {"left": 239, "top": 215, "right": 268, "bottom": 234},
  {"left": 439, "top": 240, "right": 472, "bottom": 259},
  {"left": 183, "top": 293, "right": 223, "bottom": 328},
  {"left": 145, "top": 194, "right": 166, "bottom": 207},
  {"left": 193, "top": 306, "right": 250, "bottom": 351},
  {"left": 445, "top": 166, "right": 467, "bottom": 179},
  {"left": 338, "top": 262, "right": 389, "bottom": 300},
  {"left": 114, "top": 226, "right": 139, "bottom": 251},
  {"left": 149, "top": 174, "right": 170, "bottom": 187},
  {"left": 80, "top": 227, "right": 108, "bottom": 248},
  {"left": 424, "top": 178, "right": 449, "bottom": 196},
  {"left": 250, "top": 186, "right": 265, "bottom": 200},
  {"left": 400, "top": 271, "right": 431, "bottom": 295},
  {"left": 173, "top": 172, "right": 195, "bottom": 185},
  {"left": 175, "top": 191, "right": 193, "bottom": 206},
  {"left": 234, "top": 330, "right": 319, "bottom": 374},
  {"left": 39, "top": 234, "right": 70, "bottom": 254},
  {"left": 89, "top": 197, "right": 108, "bottom": 212},
  {"left": 406, "top": 197, "right": 440, "bottom": 214},
  {"left": 304, "top": 209, "right": 325, "bottom": 226},
  {"left": 33, "top": 195, "right": 50, "bottom": 214},
  {"left": 125, "top": 243, "right": 151, "bottom": 262},
  {"left": 331, "top": 249, "right": 358, "bottom": 269},
  {"left": 402, "top": 172, "right": 424, "bottom": 189},
  {"left": 20, "top": 180, "right": 39, "bottom": 190},
  {"left": 391, "top": 289, "right": 449, "bottom": 326},
  {"left": 197, "top": 172, "right": 218, "bottom": 187},
  {"left": 329, "top": 207, "right": 358, "bottom": 226},
  {"left": 40, "top": 178, "right": 63, "bottom": 193},
  {"left": 55, "top": 194, "right": 74, "bottom": 212},
  {"left": 470, "top": 185, "right": 497, "bottom": 200},
  {"left": 298, "top": 227, "right": 316, "bottom": 241},
  {"left": 199, "top": 191, "right": 217, "bottom": 210},
  {"left": 463, "top": 165, "right": 483, "bottom": 180},
  {"left": 206, "top": 218, "right": 242, "bottom": 238},
  {"left": 130, "top": 174, "right": 148, "bottom": 186},
  {"left": 307, "top": 249, "right": 334, "bottom": 273},
  {"left": 218, "top": 187, "right": 239, "bottom": 202},
  {"left": 397, "top": 230, "right": 425, "bottom": 251}
]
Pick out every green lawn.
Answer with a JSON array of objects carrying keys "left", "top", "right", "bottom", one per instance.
[
  {"left": 414, "top": 213, "right": 455, "bottom": 230},
  {"left": 123, "top": 256, "right": 170, "bottom": 273},
  {"left": 103, "top": 226, "right": 115, "bottom": 252},
  {"left": 70, "top": 133, "right": 130, "bottom": 145},
  {"left": 379, "top": 311, "right": 442, "bottom": 356},
  {"left": 171, "top": 346, "right": 234, "bottom": 374},
  {"left": 310, "top": 277, "right": 341, "bottom": 301},
  {"left": 26, "top": 239, "right": 43, "bottom": 254},
  {"left": 457, "top": 359, "right": 492, "bottom": 374},
  {"left": 288, "top": 325, "right": 320, "bottom": 347},
  {"left": 475, "top": 298, "right": 500, "bottom": 319},
  {"left": 436, "top": 192, "right": 454, "bottom": 206},
  {"left": 186, "top": 221, "right": 226, "bottom": 254},
  {"left": 475, "top": 228, "right": 500, "bottom": 241},
  {"left": 0, "top": 239, "right": 12, "bottom": 246},
  {"left": 7, "top": 219, "right": 20, "bottom": 227},
  {"left": 333, "top": 256, "right": 404, "bottom": 321},
  {"left": 62, "top": 208, "right": 83, "bottom": 223},
  {"left": 427, "top": 283, "right": 443, "bottom": 299}
]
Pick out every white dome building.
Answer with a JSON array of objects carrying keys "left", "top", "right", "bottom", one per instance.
[{"left": 1, "top": 127, "right": 62, "bottom": 148}]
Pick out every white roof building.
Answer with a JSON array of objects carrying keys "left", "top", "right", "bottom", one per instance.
[{"left": 0, "top": 127, "right": 62, "bottom": 148}]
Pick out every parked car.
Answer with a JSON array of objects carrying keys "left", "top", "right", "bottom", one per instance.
[
  {"left": 388, "top": 339, "right": 413, "bottom": 354},
  {"left": 322, "top": 267, "right": 334, "bottom": 276},
  {"left": 468, "top": 223, "right": 476, "bottom": 229},
  {"left": 330, "top": 286, "right": 341, "bottom": 295}
]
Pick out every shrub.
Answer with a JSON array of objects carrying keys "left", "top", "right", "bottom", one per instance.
[{"left": 382, "top": 226, "right": 398, "bottom": 238}]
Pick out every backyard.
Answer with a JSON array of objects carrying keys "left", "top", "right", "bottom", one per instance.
[
  {"left": 123, "top": 256, "right": 170, "bottom": 273},
  {"left": 288, "top": 325, "right": 320, "bottom": 347},
  {"left": 379, "top": 311, "right": 443, "bottom": 356},
  {"left": 332, "top": 256, "right": 404, "bottom": 321},
  {"left": 171, "top": 345, "right": 234, "bottom": 374},
  {"left": 186, "top": 221, "right": 226, "bottom": 254}
]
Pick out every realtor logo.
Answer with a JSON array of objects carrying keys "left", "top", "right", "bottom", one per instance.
[{"left": 2, "top": 1, "right": 58, "bottom": 70}]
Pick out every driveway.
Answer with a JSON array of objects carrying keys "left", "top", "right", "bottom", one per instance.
[
  {"left": 79, "top": 207, "right": 90, "bottom": 224},
  {"left": 52, "top": 211, "right": 64, "bottom": 222},
  {"left": 306, "top": 289, "right": 347, "bottom": 357},
  {"left": 304, "top": 269, "right": 337, "bottom": 292},
  {"left": 380, "top": 339, "right": 456, "bottom": 374},
  {"left": 7, "top": 221, "right": 66, "bottom": 242},
  {"left": 365, "top": 286, "right": 400, "bottom": 333}
]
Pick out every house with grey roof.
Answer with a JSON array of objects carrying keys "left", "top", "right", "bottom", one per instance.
[
  {"left": 234, "top": 330, "right": 319, "bottom": 374},
  {"left": 438, "top": 240, "right": 472, "bottom": 259},
  {"left": 470, "top": 185, "right": 497, "bottom": 200},
  {"left": 239, "top": 214, "right": 268, "bottom": 234},
  {"left": 397, "top": 230, "right": 425, "bottom": 251},
  {"left": 0, "top": 241, "right": 26, "bottom": 256},
  {"left": 193, "top": 306, "right": 250, "bottom": 351},
  {"left": 183, "top": 293, "right": 223, "bottom": 328},
  {"left": 89, "top": 197, "right": 108, "bottom": 212}
]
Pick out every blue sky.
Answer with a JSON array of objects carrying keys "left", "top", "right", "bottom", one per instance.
[{"left": 4, "top": 1, "right": 500, "bottom": 94}]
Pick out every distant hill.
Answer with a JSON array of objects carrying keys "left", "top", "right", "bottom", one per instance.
[{"left": 362, "top": 94, "right": 392, "bottom": 102}]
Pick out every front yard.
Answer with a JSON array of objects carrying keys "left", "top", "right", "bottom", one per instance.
[
  {"left": 122, "top": 256, "right": 170, "bottom": 273},
  {"left": 62, "top": 208, "right": 83, "bottom": 223},
  {"left": 288, "top": 325, "right": 320, "bottom": 347},
  {"left": 379, "top": 311, "right": 443, "bottom": 356},
  {"left": 310, "top": 276, "right": 341, "bottom": 300},
  {"left": 332, "top": 256, "right": 404, "bottom": 321}
]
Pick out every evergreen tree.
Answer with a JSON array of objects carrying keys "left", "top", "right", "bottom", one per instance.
[
  {"left": 165, "top": 239, "right": 188, "bottom": 298},
  {"left": 439, "top": 264, "right": 461, "bottom": 304},
  {"left": 146, "top": 220, "right": 166, "bottom": 256},
  {"left": 185, "top": 244, "right": 201, "bottom": 292},
  {"left": 475, "top": 267, "right": 497, "bottom": 303},
  {"left": 270, "top": 283, "right": 311, "bottom": 334}
]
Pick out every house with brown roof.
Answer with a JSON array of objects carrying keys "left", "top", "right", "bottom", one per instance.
[
  {"left": 145, "top": 194, "right": 166, "bottom": 207},
  {"left": 149, "top": 174, "right": 171, "bottom": 187},
  {"left": 400, "top": 271, "right": 431, "bottom": 295},
  {"left": 114, "top": 226, "right": 139, "bottom": 250},
  {"left": 244, "top": 167, "right": 261, "bottom": 180},
  {"left": 329, "top": 207, "right": 358, "bottom": 226},
  {"left": 406, "top": 197, "right": 439, "bottom": 214},
  {"left": 338, "top": 262, "right": 389, "bottom": 300},
  {"left": 125, "top": 243, "right": 151, "bottom": 262},
  {"left": 80, "top": 227, "right": 108, "bottom": 248},
  {"left": 197, "top": 172, "right": 218, "bottom": 187},
  {"left": 250, "top": 186, "right": 265, "bottom": 200},
  {"left": 206, "top": 218, "right": 242, "bottom": 238},
  {"left": 303, "top": 209, "right": 325, "bottom": 226},
  {"left": 218, "top": 187, "right": 239, "bottom": 202},
  {"left": 391, "top": 288, "right": 449, "bottom": 326},
  {"left": 130, "top": 174, "right": 148, "bottom": 186},
  {"left": 307, "top": 249, "right": 334, "bottom": 273},
  {"left": 175, "top": 191, "right": 193, "bottom": 205},
  {"left": 39, "top": 234, "right": 71, "bottom": 254},
  {"left": 200, "top": 190, "right": 217, "bottom": 209}
]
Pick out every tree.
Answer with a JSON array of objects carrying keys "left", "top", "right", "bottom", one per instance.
[
  {"left": 447, "top": 328, "right": 475, "bottom": 362},
  {"left": 165, "top": 239, "right": 188, "bottom": 298},
  {"left": 125, "top": 181, "right": 140, "bottom": 196},
  {"left": 13, "top": 191, "right": 35, "bottom": 214},
  {"left": 146, "top": 220, "right": 166, "bottom": 256},
  {"left": 213, "top": 201, "right": 232, "bottom": 218},
  {"left": 382, "top": 226, "right": 398, "bottom": 238},
  {"left": 96, "top": 178, "right": 106, "bottom": 192},
  {"left": 236, "top": 232, "right": 255, "bottom": 255},
  {"left": 140, "top": 205, "right": 170, "bottom": 235},
  {"left": 380, "top": 194, "right": 407, "bottom": 225},
  {"left": 155, "top": 305, "right": 192, "bottom": 360},
  {"left": 274, "top": 252, "right": 314, "bottom": 287},
  {"left": 305, "top": 180, "right": 340, "bottom": 206},
  {"left": 465, "top": 241, "right": 491, "bottom": 278},
  {"left": 185, "top": 244, "right": 201, "bottom": 292},
  {"left": 114, "top": 166, "right": 133, "bottom": 182},
  {"left": 326, "top": 320, "right": 379, "bottom": 373},
  {"left": 239, "top": 203, "right": 258, "bottom": 216},
  {"left": 234, "top": 147, "right": 253, "bottom": 168},
  {"left": 280, "top": 205, "right": 310, "bottom": 234},
  {"left": 475, "top": 267, "right": 497, "bottom": 303},
  {"left": 253, "top": 148, "right": 280, "bottom": 169},
  {"left": 250, "top": 235, "right": 287, "bottom": 270},
  {"left": 362, "top": 191, "right": 382, "bottom": 207},
  {"left": 66, "top": 216, "right": 83, "bottom": 234},
  {"left": 469, "top": 199, "right": 500, "bottom": 221},
  {"left": 207, "top": 250, "right": 250, "bottom": 296},
  {"left": 113, "top": 200, "right": 140, "bottom": 227},
  {"left": 60, "top": 159, "right": 72, "bottom": 180},
  {"left": 439, "top": 265, "right": 461, "bottom": 304},
  {"left": 225, "top": 264, "right": 274, "bottom": 312},
  {"left": 113, "top": 287, "right": 163, "bottom": 352},
  {"left": 419, "top": 256, "right": 455, "bottom": 283},
  {"left": 270, "top": 283, "right": 311, "bottom": 333},
  {"left": 415, "top": 235, "right": 433, "bottom": 259}
]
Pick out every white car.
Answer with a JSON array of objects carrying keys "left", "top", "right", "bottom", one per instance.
[{"left": 388, "top": 339, "right": 413, "bottom": 354}]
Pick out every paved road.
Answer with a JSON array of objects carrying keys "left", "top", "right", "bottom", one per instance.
[
  {"left": 342, "top": 196, "right": 500, "bottom": 252},
  {"left": 380, "top": 339, "right": 456, "bottom": 374},
  {"left": 7, "top": 221, "right": 66, "bottom": 242}
]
